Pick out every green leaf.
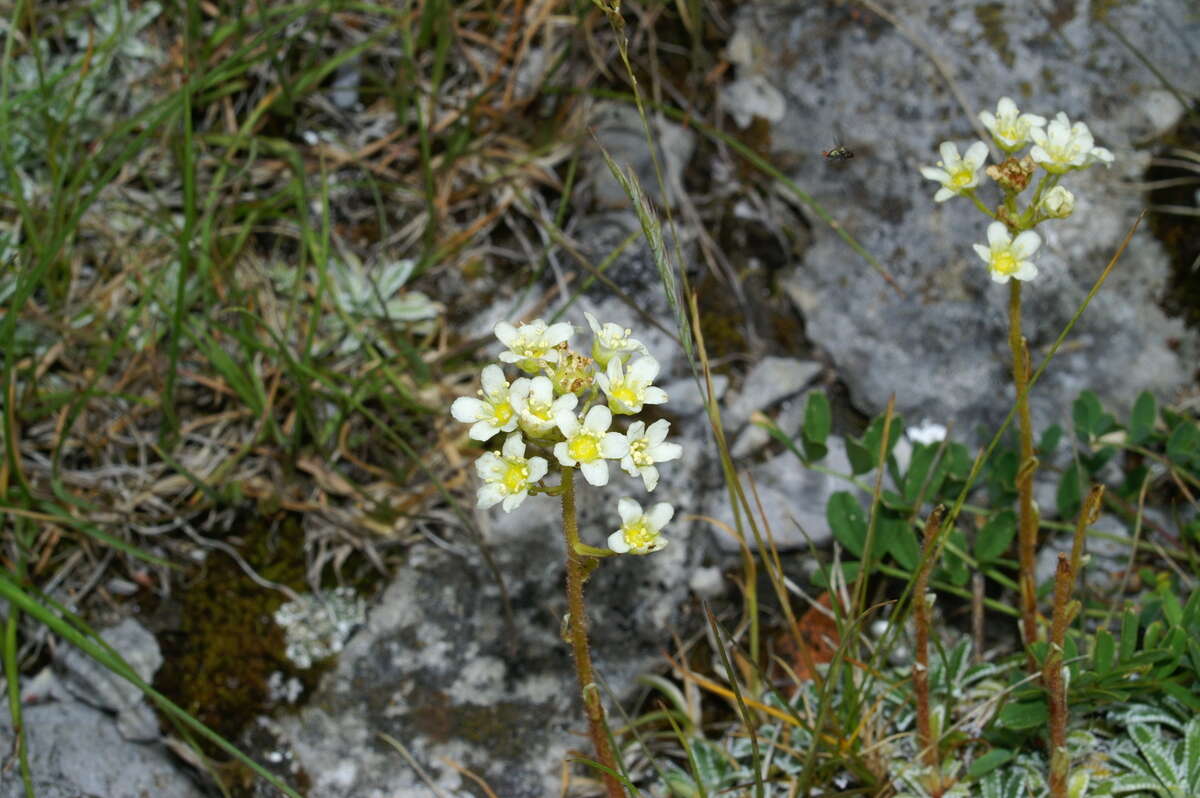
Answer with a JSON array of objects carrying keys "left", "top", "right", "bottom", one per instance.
[
  {"left": 976, "top": 510, "right": 1017, "bottom": 564},
  {"left": 1119, "top": 608, "right": 1139, "bottom": 663},
  {"left": 1129, "top": 391, "right": 1157, "bottom": 445},
  {"left": 803, "top": 391, "right": 831, "bottom": 448},
  {"left": 881, "top": 514, "right": 919, "bottom": 572},
  {"left": 845, "top": 436, "right": 873, "bottom": 475},
  {"left": 827, "top": 492, "right": 867, "bottom": 557},
  {"left": 1161, "top": 681, "right": 1200, "bottom": 710},
  {"left": 1039, "top": 423, "right": 1063, "bottom": 456},
  {"left": 1161, "top": 589, "right": 1184, "bottom": 627},
  {"left": 997, "top": 700, "right": 1048, "bottom": 730},
  {"left": 966, "top": 748, "right": 1014, "bottom": 780},
  {"left": 1072, "top": 390, "right": 1115, "bottom": 443},
  {"left": 903, "top": 444, "right": 937, "bottom": 503},
  {"left": 1094, "top": 628, "right": 1115, "bottom": 675},
  {"left": 1144, "top": 619, "right": 1165, "bottom": 651},
  {"left": 940, "top": 529, "right": 969, "bottom": 587},
  {"left": 1167, "top": 419, "right": 1200, "bottom": 467},
  {"left": 1057, "top": 460, "right": 1082, "bottom": 519}
]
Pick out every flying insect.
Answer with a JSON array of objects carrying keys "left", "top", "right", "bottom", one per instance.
[{"left": 822, "top": 137, "right": 854, "bottom": 161}]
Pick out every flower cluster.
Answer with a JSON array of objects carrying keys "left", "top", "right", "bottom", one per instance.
[
  {"left": 920, "top": 97, "right": 1113, "bottom": 285},
  {"left": 451, "top": 314, "right": 682, "bottom": 554}
]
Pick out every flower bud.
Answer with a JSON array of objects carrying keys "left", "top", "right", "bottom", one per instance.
[{"left": 1040, "top": 186, "right": 1075, "bottom": 219}]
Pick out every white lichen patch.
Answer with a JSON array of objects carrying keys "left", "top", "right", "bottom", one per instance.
[{"left": 274, "top": 587, "right": 366, "bottom": 669}]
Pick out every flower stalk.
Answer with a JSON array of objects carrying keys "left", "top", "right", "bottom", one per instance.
[
  {"left": 561, "top": 466, "right": 625, "bottom": 798},
  {"left": 914, "top": 505, "right": 945, "bottom": 779},
  {"left": 1009, "top": 281, "right": 1040, "bottom": 668},
  {"left": 1044, "top": 484, "right": 1103, "bottom": 797}
]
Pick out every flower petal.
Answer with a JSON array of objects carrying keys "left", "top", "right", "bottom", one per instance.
[
  {"left": 1011, "top": 230, "right": 1041, "bottom": 259},
  {"left": 639, "top": 465, "right": 660, "bottom": 492},
  {"left": 501, "top": 433, "right": 526, "bottom": 458},
  {"left": 972, "top": 243, "right": 992, "bottom": 264},
  {"left": 963, "top": 140, "right": 989, "bottom": 167},
  {"left": 647, "top": 441, "right": 683, "bottom": 462},
  {"left": 938, "top": 141, "right": 959, "bottom": 164},
  {"left": 580, "top": 460, "right": 609, "bottom": 487},
  {"left": 451, "top": 396, "right": 486, "bottom": 423},
  {"left": 919, "top": 166, "right": 950, "bottom": 183},
  {"left": 493, "top": 321, "right": 518, "bottom": 347},
  {"left": 584, "top": 404, "right": 613, "bottom": 433},
  {"left": 618, "top": 497, "right": 642, "bottom": 525},
  {"left": 480, "top": 364, "right": 507, "bottom": 398},
  {"left": 986, "top": 221, "right": 1009, "bottom": 249},
  {"left": 645, "top": 419, "right": 670, "bottom": 444},
  {"left": 627, "top": 355, "right": 660, "bottom": 384},
  {"left": 469, "top": 420, "right": 500, "bottom": 441},
  {"left": 477, "top": 483, "right": 505, "bottom": 508},
  {"left": 642, "top": 387, "right": 669, "bottom": 405},
  {"left": 554, "top": 441, "right": 575, "bottom": 466},
  {"left": 600, "top": 432, "right": 630, "bottom": 459},
  {"left": 527, "top": 457, "right": 548, "bottom": 482},
  {"left": 608, "top": 530, "right": 631, "bottom": 553},
  {"left": 646, "top": 502, "right": 675, "bottom": 530}
]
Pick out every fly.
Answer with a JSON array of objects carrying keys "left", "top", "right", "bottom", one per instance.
[{"left": 823, "top": 137, "right": 854, "bottom": 161}]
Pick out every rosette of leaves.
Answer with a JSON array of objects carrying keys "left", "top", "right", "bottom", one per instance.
[
  {"left": 318, "top": 256, "right": 440, "bottom": 355},
  {"left": 1104, "top": 705, "right": 1200, "bottom": 797}
]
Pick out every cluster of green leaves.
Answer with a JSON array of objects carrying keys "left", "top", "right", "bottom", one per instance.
[{"left": 1055, "top": 390, "right": 1198, "bottom": 521}]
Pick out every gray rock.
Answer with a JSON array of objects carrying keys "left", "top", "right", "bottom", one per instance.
[
  {"left": 56, "top": 617, "right": 162, "bottom": 742},
  {"left": 664, "top": 373, "right": 729, "bottom": 417},
  {"left": 707, "top": 436, "right": 858, "bottom": 552},
  {"left": 270, "top": 486, "right": 699, "bottom": 797},
  {"left": 0, "top": 699, "right": 203, "bottom": 798},
  {"left": 584, "top": 101, "right": 695, "bottom": 209},
  {"left": 731, "top": 391, "right": 809, "bottom": 458},
  {"left": 723, "top": 357, "right": 822, "bottom": 432},
  {"left": 735, "top": 0, "right": 1200, "bottom": 443}
]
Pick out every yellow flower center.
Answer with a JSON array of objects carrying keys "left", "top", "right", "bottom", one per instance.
[
  {"left": 629, "top": 438, "right": 651, "bottom": 466},
  {"left": 950, "top": 167, "right": 974, "bottom": 188},
  {"left": 527, "top": 398, "right": 553, "bottom": 422},
  {"left": 622, "top": 521, "right": 656, "bottom": 551},
  {"left": 492, "top": 402, "right": 514, "bottom": 425},
  {"left": 501, "top": 460, "right": 529, "bottom": 494},
  {"left": 568, "top": 434, "right": 600, "bottom": 462},
  {"left": 992, "top": 251, "right": 1018, "bottom": 275},
  {"left": 612, "top": 382, "right": 639, "bottom": 406}
]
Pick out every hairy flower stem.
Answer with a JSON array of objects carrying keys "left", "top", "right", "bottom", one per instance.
[
  {"left": 914, "top": 506, "right": 945, "bottom": 779},
  {"left": 560, "top": 467, "right": 625, "bottom": 798},
  {"left": 1045, "top": 555, "right": 1073, "bottom": 798},
  {"left": 1045, "top": 486, "right": 1101, "bottom": 797},
  {"left": 1009, "top": 281, "right": 1039, "bottom": 671}
]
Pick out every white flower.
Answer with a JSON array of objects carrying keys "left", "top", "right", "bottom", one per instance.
[
  {"left": 607, "top": 498, "right": 674, "bottom": 555},
  {"left": 919, "top": 141, "right": 990, "bottom": 202},
  {"left": 619, "top": 419, "right": 683, "bottom": 492},
  {"left": 475, "top": 433, "right": 548, "bottom": 512},
  {"left": 906, "top": 420, "right": 947, "bottom": 446},
  {"left": 450, "top": 364, "right": 519, "bottom": 441},
  {"left": 583, "top": 312, "right": 647, "bottom": 368},
  {"left": 972, "top": 222, "right": 1041, "bottom": 284},
  {"left": 510, "top": 376, "right": 577, "bottom": 438},
  {"left": 494, "top": 318, "right": 574, "bottom": 374},
  {"left": 595, "top": 355, "right": 668, "bottom": 415},
  {"left": 1039, "top": 185, "right": 1075, "bottom": 219},
  {"left": 553, "top": 405, "right": 629, "bottom": 486},
  {"left": 978, "top": 97, "right": 1046, "bottom": 152},
  {"left": 1029, "top": 112, "right": 1113, "bottom": 174}
]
